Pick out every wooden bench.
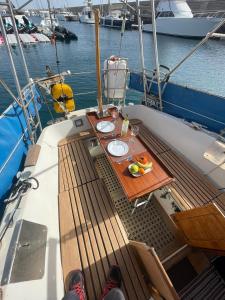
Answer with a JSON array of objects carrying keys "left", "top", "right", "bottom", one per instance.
[
  {"left": 58, "top": 133, "right": 99, "bottom": 193},
  {"left": 58, "top": 134, "right": 151, "bottom": 299},
  {"left": 134, "top": 121, "right": 225, "bottom": 211}
]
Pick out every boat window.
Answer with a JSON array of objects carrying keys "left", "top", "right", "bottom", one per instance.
[{"left": 158, "top": 11, "right": 174, "bottom": 18}]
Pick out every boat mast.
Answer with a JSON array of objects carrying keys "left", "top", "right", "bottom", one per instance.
[
  {"left": 0, "top": 16, "right": 22, "bottom": 98},
  {"left": 46, "top": 0, "right": 54, "bottom": 31},
  {"left": 94, "top": 9, "right": 103, "bottom": 116},
  {"left": 108, "top": 0, "right": 111, "bottom": 15},
  {"left": 136, "top": 0, "right": 147, "bottom": 104},
  {"left": 151, "top": 0, "right": 162, "bottom": 111},
  {"left": 6, "top": 0, "right": 30, "bottom": 82}
]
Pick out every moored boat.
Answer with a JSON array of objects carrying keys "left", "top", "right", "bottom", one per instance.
[
  {"left": 79, "top": 0, "right": 95, "bottom": 24},
  {"left": 143, "top": 0, "right": 222, "bottom": 38},
  {"left": 39, "top": 12, "right": 78, "bottom": 41},
  {"left": 100, "top": 9, "right": 134, "bottom": 30}
]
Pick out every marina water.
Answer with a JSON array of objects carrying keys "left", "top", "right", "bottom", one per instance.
[{"left": 1, "top": 20, "right": 225, "bottom": 126}]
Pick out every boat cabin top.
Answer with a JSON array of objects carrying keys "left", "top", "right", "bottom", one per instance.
[{"left": 157, "top": 0, "right": 193, "bottom": 18}]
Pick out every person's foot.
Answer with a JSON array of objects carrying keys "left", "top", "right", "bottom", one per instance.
[
  {"left": 65, "top": 270, "right": 86, "bottom": 300},
  {"left": 101, "top": 265, "right": 122, "bottom": 299}
]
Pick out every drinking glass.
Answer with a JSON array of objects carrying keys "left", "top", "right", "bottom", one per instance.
[
  {"left": 129, "top": 125, "right": 139, "bottom": 153},
  {"left": 111, "top": 108, "right": 119, "bottom": 137},
  {"left": 111, "top": 109, "right": 119, "bottom": 123},
  {"left": 131, "top": 125, "right": 139, "bottom": 138}
]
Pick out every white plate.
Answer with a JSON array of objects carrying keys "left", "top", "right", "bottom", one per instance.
[
  {"left": 107, "top": 140, "right": 129, "bottom": 157},
  {"left": 128, "top": 163, "right": 152, "bottom": 177},
  {"left": 96, "top": 121, "right": 115, "bottom": 133}
]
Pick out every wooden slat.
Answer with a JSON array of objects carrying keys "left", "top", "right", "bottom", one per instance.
[
  {"left": 79, "top": 139, "right": 98, "bottom": 180},
  {"left": 58, "top": 191, "right": 82, "bottom": 282},
  {"left": 70, "top": 141, "right": 87, "bottom": 185},
  {"left": 61, "top": 145, "right": 73, "bottom": 191},
  {"left": 214, "top": 193, "right": 225, "bottom": 214},
  {"left": 58, "top": 147, "right": 65, "bottom": 193},
  {"left": 160, "top": 152, "right": 210, "bottom": 207},
  {"left": 64, "top": 144, "right": 78, "bottom": 188},
  {"left": 136, "top": 122, "right": 223, "bottom": 211},
  {"left": 97, "top": 180, "right": 150, "bottom": 299},
  {"left": 69, "top": 188, "right": 96, "bottom": 299},
  {"left": 84, "top": 181, "right": 129, "bottom": 299},
  {"left": 58, "top": 136, "right": 99, "bottom": 193},
  {"left": 139, "top": 124, "right": 170, "bottom": 155},
  {"left": 82, "top": 184, "right": 110, "bottom": 286},
  {"left": 58, "top": 130, "right": 94, "bottom": 146},
  {"left": 91, "top": 181, "right": 137, "bottom": 299},
  {"left": 166, "top": 151, "right": 220, "bottom": 198},
  {"left": 58, "top": 147, "right": 69, "bottom": 192},
  {"left": 67, "top": 143, "right": 82, "bottom": 187}
]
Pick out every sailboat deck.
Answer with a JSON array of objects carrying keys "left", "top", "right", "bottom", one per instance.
[
  {"left": 58, "top": 121, "right": 225, "bottom": 299},
  {"left": 58, "top": 135, "right": 151, "bottom": 300}
]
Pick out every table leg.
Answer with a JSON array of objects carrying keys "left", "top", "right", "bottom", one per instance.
[{"left": 131, "top": 192, "right": 153, "bottom": 215}]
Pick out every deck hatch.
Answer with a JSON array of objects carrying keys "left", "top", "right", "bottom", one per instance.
[{"left": 1, "top": 219, "right": 47, "bottom": 285}]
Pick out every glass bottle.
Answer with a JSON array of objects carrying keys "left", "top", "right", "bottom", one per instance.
[{"left": 121, "top": 114, "right": 129, "bottom": 137}]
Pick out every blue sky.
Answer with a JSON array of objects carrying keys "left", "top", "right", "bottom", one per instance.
[{"left": 13, "top": 0, "right": 124, "bottom": 9}]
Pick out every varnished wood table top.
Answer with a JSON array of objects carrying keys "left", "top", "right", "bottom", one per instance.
[{"left": 87, "top": 111, "right": 174, "bottom": 202}]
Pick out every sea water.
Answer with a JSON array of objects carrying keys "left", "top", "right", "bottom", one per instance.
[{"left": 0, "top": 20, "right": 225, "bottom": 126}]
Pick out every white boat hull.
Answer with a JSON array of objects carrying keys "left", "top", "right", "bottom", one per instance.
[
  {"left": 143, "top": 17, "right": 222, "bottom": 38},
  {"left": 79, "top": 15, "right": 95, "bottom": 24}
]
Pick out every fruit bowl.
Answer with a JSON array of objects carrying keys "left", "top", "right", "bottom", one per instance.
[{"left": 128, "top": 162, "right": 152, "bottom": 177}]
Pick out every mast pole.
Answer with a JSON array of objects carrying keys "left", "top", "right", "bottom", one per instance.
[
  {"left": 136, "top": 0, "right": 147, "bottom": 104},
  {"left": 94, "top": 9, "right": 103, "bottom": 116},
  {"left": 0, "top": 15, "right": 22, "bottom": 97},
  {"left": 151, "top": 0, "right": 162, "bottom": 111},
  {"left": 46, "top": 0, "right": 54, "bottom": 31},
  {"left": 0, "top": 15, "right": 34, "bottom": 144},
  {"left": 108, "top": 0, "right": 111, "bottom": 15},
  {"left": 6, "top": 0, "right": 30, "bottom": 82}
]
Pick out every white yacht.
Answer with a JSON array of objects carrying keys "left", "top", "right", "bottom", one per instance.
[
  {"left": 79, "top": 0, "right": 95, "bottom": 24},
  {"left": 143, "top": 0, "right": 222, "bottom": 38}
]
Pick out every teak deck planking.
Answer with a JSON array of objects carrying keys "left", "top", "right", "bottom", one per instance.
[
  {"left": 59, "top": 138, "right": 99, "bottom": 192},
  {"left": 58, "top": 134, "right": 150, "bottom": 300},
  {"left": 137, "top": 122, "right": 225, "bottom": 212}
]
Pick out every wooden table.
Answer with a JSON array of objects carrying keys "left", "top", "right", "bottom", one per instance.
[{"left": 87, "top": 111, "right": 174, "bottom": 205}]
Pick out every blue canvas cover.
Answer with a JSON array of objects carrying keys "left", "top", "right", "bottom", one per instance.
[{"left": 0, "top": 85, "right": 41, "bottom": 203}]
